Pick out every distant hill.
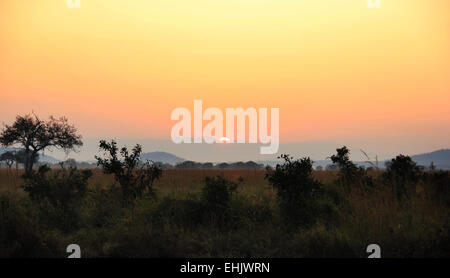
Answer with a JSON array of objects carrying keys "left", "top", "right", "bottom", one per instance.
[
  {"left": 411, "top": 149, "right": 450, "bottom": 169},
  {"left": 38, "top": 154, "right": 61, "bottom": 164},
  {"left": 0, "top": 147, "right": 21, "bottom": 155},
  {"left": 259, "top": 149, "right": 450, "bottom": 170},
  {"left": 0, "top": 147, "right": 60, "bottom": 164},
  {"left": 140, "top": 152, "right": 185, "bottom": 165},
  {"left": 259, "top": 158, "right": 378, "bottom": 169}
]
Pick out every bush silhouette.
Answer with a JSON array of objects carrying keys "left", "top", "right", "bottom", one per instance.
[
  {"left": 0, "top": 195, "right": 55, "bottom": 257},
  {"left": 330, "top": 146, "right": 373, "bottom": 188},
  {"left": 384, "top": 155, "right": 422, "bottom": 200},
  {"left": 22, "top": 165, "right": 92, "bottom": 232},
  {"left": 152, "top": 197, "right": 205, "bottom": 228},
  {"left": 426, "top": 171, "right": 450, "bottom": 206},
  {"left": 201, "top": 175, "right": 239, "bottom": 222},
  {"left": 265, "top": 154, "right": 326, "bottom": 228},
  {"left": 96, "top": 140, "right": 162, "bottom": 207}
]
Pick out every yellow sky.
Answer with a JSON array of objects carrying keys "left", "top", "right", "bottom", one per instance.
[{"left": 1, "top": 0, "right": 449, "bottom": 145}]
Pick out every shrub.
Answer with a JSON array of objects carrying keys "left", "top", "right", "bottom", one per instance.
[
  {"left": 423, "top": 171, "right": 450, "bottom": 206},
  {"left": 22, "top": 165, "right": 92, "bottom": 232},
  {"left": 0, "top": 196, "right": 53, "bottom": 257},
  {"left": 201, "top": 176, "right": 239, "bottom": 222},
  {"left": 107, "top": 223, "right": 184, "bottom": 257},
  {"left": 151, "top": 197, "right": 204, "bottom": 228},
  {"left": 265, "top": 154, "right": 326, "bottom": 228},
  {"left": 95, "top": 140, "right": 162, "bottom": 207},
  {"left": 384, "top": 155, "right": 422, "bottom": 200},
  {"left": 330, "top": 146, "right": 370, "bottom": 187},
  {"left": 84, "top": 186, "right": 124, "bottom": 228}
]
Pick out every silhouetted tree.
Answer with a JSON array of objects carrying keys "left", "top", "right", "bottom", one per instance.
[
  {"left": 384, "top": 155, "right": 422, "bottom": 200},
  {"left": 95, "top": 140, "right": 162, "bottom": 207},
  {"left": 201, "top": 175, "right": 239, "bottom": 218},
  {"left": 330, "top": 146, "right": 358, "bottom": 175},
  {"left": 242, "top": 161, "right": 263, "bottom": 169},
  {"left": 0, "top": 114, "right": 82, "bottom": 176},
  {"left": 62, "top": 158, "right": 77, "bottom": 168},
  {"left": 216, "top": 163, "right": 230, "bottom": 169},
  {"left": 429, "top": 161, "right": 436, "bottom": 171},
  {"left": 385, "top": 155, "right": 421, "bottom": 183},
  {"left": 265, "top": 154, "right": 324, "bottom": 228},
  {"left": 175, "top": 161, "right": 202, "bottom": 169},
  {"left": 0, "top": 151, "right": 15, "bottom": 168},
  {"left": 330, "top": 146, "right": 369, "bottom": 187},
  {"left": 202, "top": 162, "right": 214, "bottom": 169},
  {"left": 15, "top": 150, "right": 39, "bottom": 169},
  {"left": 325, "top": 164, "right": 338, "bottom": 171}
]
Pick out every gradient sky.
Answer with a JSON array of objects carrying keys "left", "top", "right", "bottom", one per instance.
[{"left": 0, "top": 0, "right": 449, "bottom": 160}]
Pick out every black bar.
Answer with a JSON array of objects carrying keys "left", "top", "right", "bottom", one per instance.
[{"left": 0, "top": 258, "right": 447, "bottom": 276}]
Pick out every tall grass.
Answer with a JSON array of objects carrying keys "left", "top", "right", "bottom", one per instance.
[{"left": 0, "top": 168, "right": 448, "bottom": 258}]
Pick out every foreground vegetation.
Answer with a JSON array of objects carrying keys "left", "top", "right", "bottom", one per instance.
[
  {"left": 1, "top": 148, "right": 449, "bottom": 258},
  {"left": 1, "top": 114, "right": 448, "bottom": 257}
]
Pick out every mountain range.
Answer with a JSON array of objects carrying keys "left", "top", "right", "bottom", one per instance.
[
  {"left": 271, "top": 149, "right": 450, "bottom": 170},
  {"left": 0, "top": 148, "right": 60, "bottom": 164},
  {"left": 1, "top": 148, "right": 449, "bottom": 170},
  {"left": 139, "top": 152, "right": 185, "bottom": 165},
  {"left": 410, "top": 149, "right": 450, "bottom": 169}
]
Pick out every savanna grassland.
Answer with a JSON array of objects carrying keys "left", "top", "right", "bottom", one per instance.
[{"left": 1, "top": 162, "right": 449, "bottom": 258}]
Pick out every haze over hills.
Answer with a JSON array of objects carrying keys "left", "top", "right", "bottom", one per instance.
[
  {"left": 40, "top": 137, "right": 448, "bottom": 164},
  {"left": 0, "top": 148, "right": 60, "bottom": 164},
  {"left": 261, "top": 149, "right": 450, "bottom": 170},
  {"left": 140, "top": 152, "right": 185, "bottom": 165},
  {"left": 0, "top": 148, "right": 185, "bottom": 165},
  {"left": 1, "top": 147, "right": 449, "bottom": 170},
  {"left": 410, "top": 149, "right": 450, "bottom": 169}
]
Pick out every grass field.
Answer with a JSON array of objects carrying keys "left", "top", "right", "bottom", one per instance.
[{"left": 1, "top": 168, "right": 449, "bottom": 258}]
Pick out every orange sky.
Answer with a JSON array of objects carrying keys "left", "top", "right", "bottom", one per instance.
[{"left": 1, "top": 0, "right": 449, "bottom": 148}]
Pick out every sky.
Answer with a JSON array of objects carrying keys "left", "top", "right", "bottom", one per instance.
[{"left": 0, "top": 0, "right": 449, "bottom": 161}]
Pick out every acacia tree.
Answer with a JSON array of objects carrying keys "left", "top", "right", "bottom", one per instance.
[
  {"left": 0, "top": 151, "right": 15, "bottom": 168},
  {"left": 95, "top": 140, "right": 162, "bottom": 207},
  {"left": 15, "top": 149, "right": 39, "bottom": 167},
  {"left": 0, "top": 114, "right": 82, "bottom": 176}
]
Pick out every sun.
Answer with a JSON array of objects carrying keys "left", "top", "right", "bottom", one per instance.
[{"left": 219, "top": 137, "right": 231, "bottom": 143}]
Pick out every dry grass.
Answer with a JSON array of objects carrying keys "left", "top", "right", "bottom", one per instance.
[
  {"left": 0, "top": 168, "right": 312, "bottom": 203},
  {"left": 1, "top": 168, "right": 448, "bottom": 257},
  {"left": 0, "top": 169, "right": 25, "bottom": 197}
]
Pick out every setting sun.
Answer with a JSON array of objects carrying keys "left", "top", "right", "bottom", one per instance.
[
  {"left": 219, "top": 137, "right": 231, "bottom": 143},
  {"left": 1, "top": 0, "right": 450, "bottom": 263},
  {"left": 0, "top": 0, "right": 449, "bottom": 160}
]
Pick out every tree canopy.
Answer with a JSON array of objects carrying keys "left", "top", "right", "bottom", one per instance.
[{"left": 0, "top": 114, "right": 82, "bottom": 175}]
